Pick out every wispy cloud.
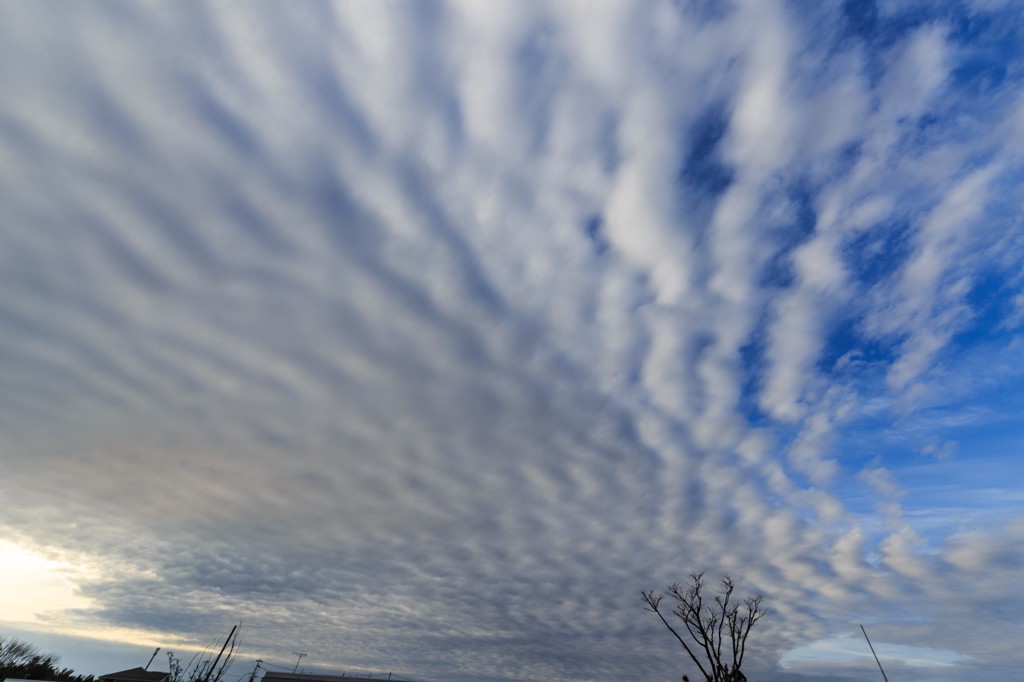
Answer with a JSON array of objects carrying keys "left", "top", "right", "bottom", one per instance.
[{"left": 2, "top": 2, "right": 1023, "bottom": 681}]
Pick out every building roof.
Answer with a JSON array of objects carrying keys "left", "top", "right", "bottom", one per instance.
[{"left": 97, "top": 667, "right": 171, "bottom": 682}]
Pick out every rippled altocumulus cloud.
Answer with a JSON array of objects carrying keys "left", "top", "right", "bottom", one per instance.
[{"left": 2, "top": 2, "right": 1024, "bottom": 681}]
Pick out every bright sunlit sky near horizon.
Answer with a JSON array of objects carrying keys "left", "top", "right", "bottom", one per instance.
[{"left": 2, "top": 1, "right": 1024, "bottom": 681}]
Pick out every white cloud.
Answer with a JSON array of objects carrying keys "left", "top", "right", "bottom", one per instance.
[
  {"left": 781, "top": 633, "right": 969, "bottom": 669},
  {"left": 1, "top": 2, "right": 1024, "bottom": 682}
]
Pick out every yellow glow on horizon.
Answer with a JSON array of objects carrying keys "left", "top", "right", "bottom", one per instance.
[
  {"left": 8, "top": 621, "right": 190, "bottom": 651},
  {"left": 0, "top": 539, "right": 95, "bottom": 623},
  {"left": 0, "top": 539, "right": 209, "bottom": 653}
]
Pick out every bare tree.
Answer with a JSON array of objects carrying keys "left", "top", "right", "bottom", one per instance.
[
  {"left": 0, "top": 635, "right": 93, "bottom": 682},
  {"left": 166, "top": 624, "right": 241, "bottom": 682},
  {"left": 642, "top": 572, "right": 765, "bottom": 682}
]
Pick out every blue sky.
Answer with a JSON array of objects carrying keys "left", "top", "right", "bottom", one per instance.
[{"left": 1, "top": 1, "right": 1023, "bottom": 681}]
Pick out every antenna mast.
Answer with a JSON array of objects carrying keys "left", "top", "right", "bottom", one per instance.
[
  {"left": 860, "top": 624, "right": 890, "bottom": 682},
  {"left": 201, "top": 624, "right": 238, "bottom": 682}
]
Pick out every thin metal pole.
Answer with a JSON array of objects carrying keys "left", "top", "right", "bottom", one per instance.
[
  {"left": 202, "top": 624, "right": 238, "bottom": 682},
  {"left": 860, "top": 625, "right": 890, "bottom": 682}
]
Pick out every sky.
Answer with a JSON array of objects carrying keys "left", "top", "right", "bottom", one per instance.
[{"left": 1, "top": 1, "right": 1023, "bottom": 681}]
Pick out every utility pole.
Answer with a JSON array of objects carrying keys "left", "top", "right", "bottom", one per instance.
[
  {"left": 248, "top": 660, "right": 262, "bottom": 682},
  {"left": 860, "top": 625, "right": 890, "bottom": 682},
  {"left": 292, "top": 653, "right": 307, "bottom": 673}
]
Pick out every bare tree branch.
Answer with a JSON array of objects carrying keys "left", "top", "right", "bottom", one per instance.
[
  {"left": 643, "top": 573, "right": 766, "bottom": 682},
  {"left": 643, "top": 590, "right": 714, "bottom": 681}
]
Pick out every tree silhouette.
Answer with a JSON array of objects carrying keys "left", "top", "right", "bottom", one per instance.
[
  {"left": 0, "top": 635, "right": 94, "bottom": 682},
  {"left": 642, "top": 572, "right": 765, "bottom": 682}
]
